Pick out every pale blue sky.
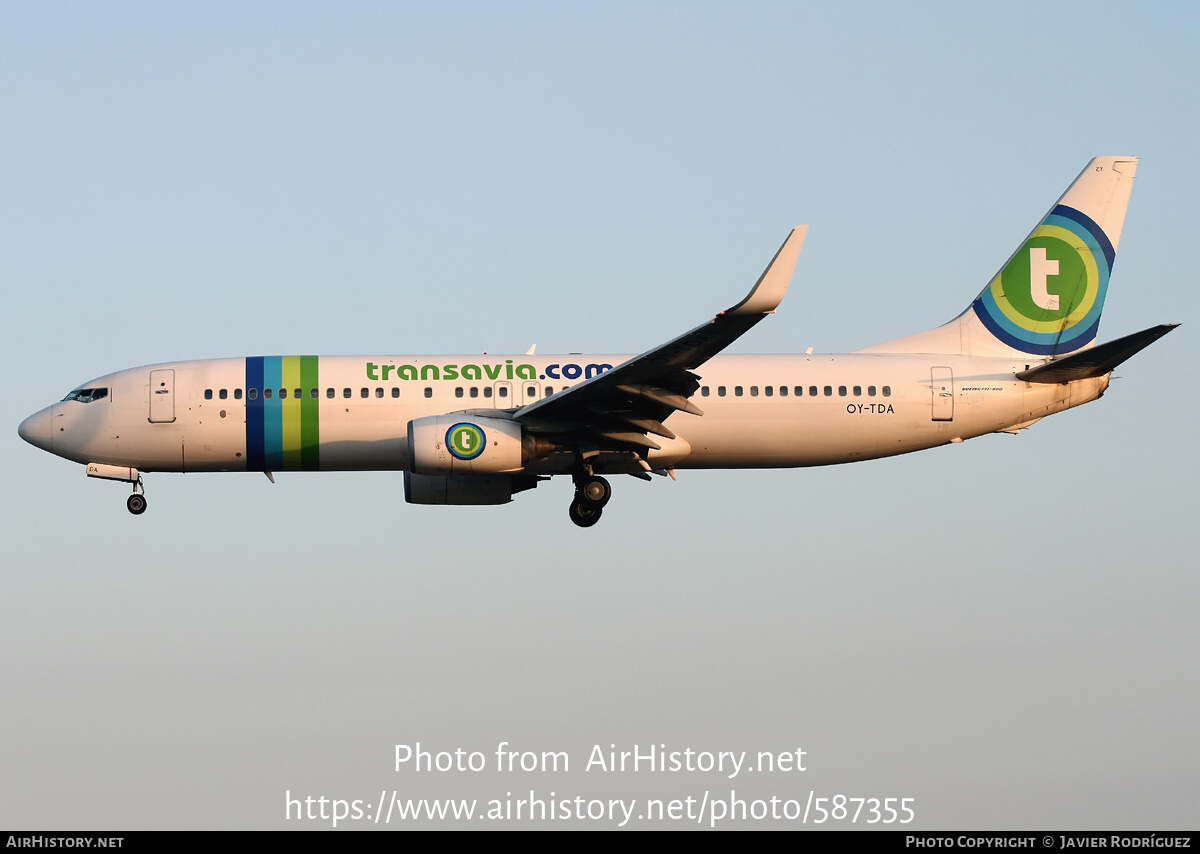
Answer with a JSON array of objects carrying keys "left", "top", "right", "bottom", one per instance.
[{"left": 3, "top": 1, "right": 1196, "bottom": 828}]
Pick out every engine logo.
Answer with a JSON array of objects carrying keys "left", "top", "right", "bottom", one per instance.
[{"left": 446, "top": 423, "right": 487, "bottom": 461}]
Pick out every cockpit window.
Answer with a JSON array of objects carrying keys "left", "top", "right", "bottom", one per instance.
[{"left": 62, "top": 387, "right": 109, "bottom": 403}]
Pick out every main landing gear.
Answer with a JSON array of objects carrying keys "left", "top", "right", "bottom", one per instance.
[{"left": 568, "top": 475, "right": 611, "bottom": 528}]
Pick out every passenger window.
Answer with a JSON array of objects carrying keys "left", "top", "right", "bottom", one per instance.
[
  {"left": 375, "top": 388, "right": 383, "bottom": 398},
  {"left": 545, "top": 386, "right": 554, "bottom": 396},
  {"left": 326, "top": 388, "right": 334, "bottom": 399},
  {"left": 294, "top": 388, "right": 301, "bottom": 399},
  {"left": 838, "top": 386, "right": 847, "bottom": 396},
  {"left": 483, "top": 387, "right": 492, "bottom": 398},
  {"left": 526, "top": 385, "right": 536, "bottom": 396},
  {"left": 809, "top": 386, "right": 818, "bottom": 396},
  {"left": 310, "top": 388, "right": 319, "bottom": 399},
  {"left": 424, "top": 387, "right": 432, "bottom": 398},
  {"left": 205, "top": 389, "right": 213, "bottom": 400},
  {"left": 249, "top": 388, "right": 258, "bottom": 400},
  {"left": 779, "top": 386, "right": 788, "bottom": 397},
  {"left": 469, "top": 387, "right": 478, "bottom": 398},
  {"left": 234, "top": 389, "right": 242, "bottom": 400},
  {"left": 360, "top": 388, "right": 368, "bottom": 398},
  {"left": 765, "top": 386, "right": 773, "bottom": 396},
  {"left": 853, "top": 386, "right": 861, "bottom": 396},
  {"left": 701, "top": 386, "right": 710, "bottom": 397},
  {"left": 718, "top": 386, "right": 726, "bottom": 397},
  {"left": 280, "top": 388, "right": 288, "bottom": 399},
  {"left": 264, "top": 388, "right": 273, "bottom": 400},
  {"left": 498, "top": 386, "right": 508, "bottom": 398},
  {"left": 343, "top": 388, "right": 351, "bottom": 399},
  {"left": 391, "top": 387, "right": 400, "bottom": 398},
  {"left": 868, "top": 386, "right": 876, "bottom": 397},
  {"left": 750, "top": 386, "right": 759, "bottom": 396},
  {"left": 220, "top": 389, "right": 228, "bottom": 400},
  {"left": 456, "top": 387, "right": 464, "bottom": 398},
  {"left": 735, "top": 386, "right": 743, "bottom": 396},
  {"left": 883, "top": 386, "right": 892, "bottom": 397},
  {"left": 824, "top": 386, "right": 832, "bottom": 396}
]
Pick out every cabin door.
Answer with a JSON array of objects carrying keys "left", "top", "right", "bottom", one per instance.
[
  {"left": 931, "top": 367, "right": 954, "bottom": 422},
  {"left": 148, "top": 369, "right": 176, "bottom": 423}
]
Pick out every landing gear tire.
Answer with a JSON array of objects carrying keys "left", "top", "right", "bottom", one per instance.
[
  {"left": 127, "top": 494, "right": 147, "bottom": 515},
  {"left": 569, "top": 499, "right": 602, "bottom": 528},
  {"left": 576, "top": 475, "right": 611, "bottom": 508}
]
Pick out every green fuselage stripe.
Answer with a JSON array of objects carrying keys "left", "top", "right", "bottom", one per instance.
[{"left": 300, "top": 355, "right": 320, "bottom": 471}]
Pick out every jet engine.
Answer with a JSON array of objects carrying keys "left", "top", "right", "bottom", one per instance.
[{"left": 407, "top": 414, "right": 526, "bottom": 476}]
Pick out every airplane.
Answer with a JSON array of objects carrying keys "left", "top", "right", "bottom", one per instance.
[{"left": 18, "top": 156, "right": 1177, "bottom": 527}]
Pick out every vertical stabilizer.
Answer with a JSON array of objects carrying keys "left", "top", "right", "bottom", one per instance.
[{"left": 859, "top": 157, "right": 1138, "bottom": 357}]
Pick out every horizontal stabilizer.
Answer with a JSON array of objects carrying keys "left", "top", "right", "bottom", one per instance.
[{"left": 1016, "top": 324, "right": 1178, "bottom": 383}]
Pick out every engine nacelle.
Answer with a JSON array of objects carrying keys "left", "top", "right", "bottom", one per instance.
[
  {"left": 404, "top": 471, "right": 531, "bottom": 505},
  {"left": 407, "top": 414, "right": 525, "bottom": 476}
]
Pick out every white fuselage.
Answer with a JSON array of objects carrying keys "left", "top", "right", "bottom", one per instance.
[
  {"left": 24, "top": 353, "right": 1107, "bottom": 474},
  {"left": 15, "top": 158, "right": 1153, "bottom": 525}
]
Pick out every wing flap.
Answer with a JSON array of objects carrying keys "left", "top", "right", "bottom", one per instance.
[
  {"left": 585, "top": 430, "right": 663, "bottom": 450},
  {"left": 613, "top": 383, "right": 704, "bottom": 416},
  {"left": 586, "top": 408, "right": 678, "bottom": 440}
]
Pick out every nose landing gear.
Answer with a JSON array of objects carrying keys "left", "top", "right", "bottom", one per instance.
[
  {"left": 127, "top": 476, "right": 147, "bottom": 515},
  {"left": 568, "top": 474, "right": 611, "bottom": 528},
  {"left": 85, "top": 463, "right": 148, "bottom": 515}
]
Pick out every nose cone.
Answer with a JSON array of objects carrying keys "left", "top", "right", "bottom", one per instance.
[{"left": 18, "top": 407, "right": 53, "bottom": 452}]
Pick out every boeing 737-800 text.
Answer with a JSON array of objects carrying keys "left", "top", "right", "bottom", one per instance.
[{"left": 18, "top": 157, "right": 1176, "bottom": 526}]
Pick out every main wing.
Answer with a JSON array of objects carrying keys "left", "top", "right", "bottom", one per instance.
[{"left": 514, "top": 226, "right": 807, "bottom": 475}]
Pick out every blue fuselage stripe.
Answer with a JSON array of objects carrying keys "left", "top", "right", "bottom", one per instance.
[
  {"left": 261, "top": 357, "right": 284, "bottom": 470},
  {"left": 245, "top": 357, "right": 265, "bottom": 470}
]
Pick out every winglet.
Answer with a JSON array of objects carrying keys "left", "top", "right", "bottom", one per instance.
[{"left": 726, "top": 226, "right": 807, "bottom": 316}]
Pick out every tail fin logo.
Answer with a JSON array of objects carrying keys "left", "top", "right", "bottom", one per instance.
[{"left": 972, "top": 205, "right": 1115, "bottom": 355}]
